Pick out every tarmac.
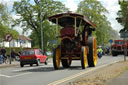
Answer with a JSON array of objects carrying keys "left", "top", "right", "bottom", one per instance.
[{"left": 0, "top": 59, "right": 128, "bottom": 85}]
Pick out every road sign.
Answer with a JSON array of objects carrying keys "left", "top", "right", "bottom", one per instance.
[
  {"left": 5, "top": 33, "right": 13, "bottom": 42},
  {"left": 120, "top": 31, "right": 128, "bottom": 38},
  {"left": 109, "top": 39, "right": 113, "bottom": 44},
  {"left": 19, "top": 39, "right": 22, "bottom": 43}
]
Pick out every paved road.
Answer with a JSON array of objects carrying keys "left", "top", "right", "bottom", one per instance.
[{"left": 0, "top": 55, "right": 124, "bottom": 85}]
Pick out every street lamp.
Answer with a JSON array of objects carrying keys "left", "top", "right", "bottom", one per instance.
[{"left": 40, "top": 0, "right": 44, "bottom": 53}]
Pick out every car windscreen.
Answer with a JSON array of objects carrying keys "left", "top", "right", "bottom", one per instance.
[
  {"left": 22, "top": 50, "right": 35, "bottom": 55},
  {"left": 115, "top": 41, "right": 125, "bottom": 45}
]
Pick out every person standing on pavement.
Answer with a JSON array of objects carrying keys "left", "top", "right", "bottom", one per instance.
[
  {"left": 0, "top": 47, "right": 7, "bottom": 63},
  {"left": 11, "top": 49, "right": 20, "bottom": 61}
]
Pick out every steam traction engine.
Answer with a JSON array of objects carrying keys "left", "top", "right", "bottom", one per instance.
[{"left": 49, "top": 12, "right": 97, "bottom": 69}]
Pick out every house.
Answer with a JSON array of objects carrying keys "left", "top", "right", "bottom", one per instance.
[{"left": 0, "top": 35, "right": 32, "bottom": 48}]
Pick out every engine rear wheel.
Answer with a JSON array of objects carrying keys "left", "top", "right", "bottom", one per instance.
[
  {"left": 53, "top": 47, "right": 61, "bottom": 70},
  {"left": 61, "top": 58, "right": 72, "bottom": 68},
  {"left": 81, "top": 46, "right": 88, "bottom": 69},
  {"left": 87, "top": 37, "right": 97, "bottom": 67}
]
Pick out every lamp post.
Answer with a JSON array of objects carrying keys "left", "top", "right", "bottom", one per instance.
[{"left": 40, "top": 0, "right": 44, "bottom": 53}]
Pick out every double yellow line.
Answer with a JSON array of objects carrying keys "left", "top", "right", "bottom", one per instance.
[
  {"left": 48, "top": 60, "right": 121, "bottom": 85},
  {"left": 48, "top": 62, "right": 113, "bottom": 85}
]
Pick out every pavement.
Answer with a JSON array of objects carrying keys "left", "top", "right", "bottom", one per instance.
[
  {"left": 106, "top": 70, "right": 128, "bottom": 85},
  {"left": 0, "top": 61, "right": 20, "bottom": 68}
]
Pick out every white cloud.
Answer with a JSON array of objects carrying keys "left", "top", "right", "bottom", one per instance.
[
  {"left": 64, "top": 0, "right": 77, "bottom": 12},
  {"left": 0, "top": 0, "right": 17, "bottom": 7},
  {"left": 11, "top": 14, "right": 23, "bottom": 35},
  {"left": 98, "top": 0, "right": 123, "bottom": 32},
  {"left": 2, "top": 0, "right": 123, "bottom": 36},
  {"left": 64, "top": 0, "right": 123, "bottom": 32}
]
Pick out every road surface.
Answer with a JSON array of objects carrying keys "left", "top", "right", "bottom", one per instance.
[{"left": 0, "top": 55, "right": 124, "bottom": 85}]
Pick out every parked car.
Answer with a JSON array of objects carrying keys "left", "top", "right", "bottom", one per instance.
[{"left": 20, "top": 49, "right": 48, "bottom": 67}]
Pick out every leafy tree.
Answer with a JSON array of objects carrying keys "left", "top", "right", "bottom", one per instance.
[
  {"left": 77, "top": 0, "right": 118, "bottom": 45},
  {"left": 117, "top": 1, "right": 128, "bottom": 31},
  {"left": 0, "top": 3, "right": 13, "bottom": 26},
  {"left": 0, "top": 3, "right": 19, "bottom": 41},
  {"left": 12, "top": 0, "right": 68, "bottom": 53}
]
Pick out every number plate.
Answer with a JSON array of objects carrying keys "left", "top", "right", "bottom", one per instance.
[{"left": 24, "top": 57, "right": 31, "bottom": 59}]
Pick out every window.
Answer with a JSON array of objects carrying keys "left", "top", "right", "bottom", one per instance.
[
  {"left": 22, "top": 50, "right": 35, "bottom": 55},
  {"left": 37, "top": 50, "right": 40, "bottom": 55},
  {"left": 114, "top": 41, "right": 125, "bottom": 45}
]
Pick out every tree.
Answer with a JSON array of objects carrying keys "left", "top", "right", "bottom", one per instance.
[
  {"left": 77, "top": 0, "right": 118, "bottom": 45},
  {"left": 0, "top": 3, "right": 19, "bottom": 41},
  {"left": 12, "top": 0, "right": 68, "bottom": 53},
  {"left": 0, "top": 3, "right": 13, "bottom": 26},
  {"left": 117, "top": 1, "right": 128, "bottom": 31}
]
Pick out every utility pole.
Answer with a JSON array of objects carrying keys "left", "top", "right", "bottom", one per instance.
[
  {"left": 40, "top": 0, "right": 44, "bottom": 53},
  {"left": 124, "top": 31, "right": 127, "bottom": 61}
]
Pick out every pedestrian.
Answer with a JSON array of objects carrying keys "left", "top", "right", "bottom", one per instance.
[
  {"left": 11, "top": 49, "right": 20, "bottom": 61},
  {"left": 0, "top": 47, "right": 7, "bottom": 63},
  {"left": 0, "top": 54, "right": 3, "bottom": 64}
]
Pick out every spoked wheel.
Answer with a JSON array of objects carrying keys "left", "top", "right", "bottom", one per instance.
[
  {"left": 61, "top": 58, "right": 72, "bottom": 68},
  {"left": 53, "top": 47, "right": 61, "bottom": 70},
  {"left": 81, "top": 46, "right": 88, "bottom": 69},
  {"left": 87, "top": 37, "right": 97, "bottom": 67}
]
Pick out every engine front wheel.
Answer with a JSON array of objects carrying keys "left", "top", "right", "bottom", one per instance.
[
  {"left": 81, "top": 46, "right": 88, "bottom": 69},
  {"left": 53, "top": 47, "right": 61, "bottom": 70}
]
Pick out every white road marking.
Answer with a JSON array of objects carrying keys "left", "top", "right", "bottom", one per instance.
[
  {"left": 0, "top": 72, "right": 32, "bottom": 78},
  {"left": 13, "top": 63, "right": 52, "bottom": 72},
  {"left": 0, "top": 74, "right": 11, "bottom": 78},
  {"left": 48, "top": 60, "right": 121, "bottom": 85},
  {"left": 0, "top": 63, "right": 53, "bottom": 78},
  {"left": 11, "top": 72, "right": 32, "bottom": 78}
]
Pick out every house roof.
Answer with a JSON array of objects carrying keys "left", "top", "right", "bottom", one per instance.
[{"left": 19, "top": 35, "right": 32, "bottom": 41}]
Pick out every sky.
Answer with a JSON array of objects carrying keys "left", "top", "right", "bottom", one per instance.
[{"left": 1, "top": 0, "right": 123, "bottom": 35}]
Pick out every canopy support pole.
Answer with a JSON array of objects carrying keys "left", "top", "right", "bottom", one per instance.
[
  {"left": 75, "top": 17, "right": 77, "bottom": 36},
  {"left": 56, "top": 18, "right": 58, "bottom": 36}
]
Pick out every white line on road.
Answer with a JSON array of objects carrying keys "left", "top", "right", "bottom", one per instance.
[
  {"left": 0, "top": 74, "right": 11, "bottom": 78},
  {"left": 13, "top": 63, "right": 52, "bottom": 72},
  {"left": 0, "top": 72, "right": 32, "bottom": 78},
  {"left": 48, "top": 60, "right": 121, "bottom": 85},
  {"left": 11, "top": 72, "right": 32, "bottom": 78},
  {"left": 0, "top": 63, "right": 53, "bottom": 78}
]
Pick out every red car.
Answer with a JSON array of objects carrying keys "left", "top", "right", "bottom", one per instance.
[{"left": 20, "top": 49, "right": 48, "bottom": 67}]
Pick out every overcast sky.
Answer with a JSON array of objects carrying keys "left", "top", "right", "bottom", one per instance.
[{"left": 1, "top": 0, "right": 123, "bottom": 35}]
